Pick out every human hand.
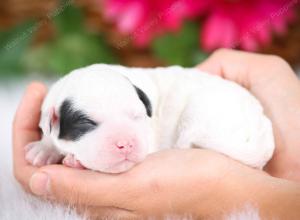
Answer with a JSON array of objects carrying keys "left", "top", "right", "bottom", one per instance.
[
  {"left": 13, "top": 79, "right": 300, "bottom": 219},
  {"left": 28, "top": 149, "right": 300, "bottom": 219},
  {"left": 198, "top": 49, "right": 300, "bottom": 182},
  {"left": 13, "top": 82, "right": 46, "bottom": 192},
  {"left": 13, "top": 83, "right": 241, "bottom": 218}
]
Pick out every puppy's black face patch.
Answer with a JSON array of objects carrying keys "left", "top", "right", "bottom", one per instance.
[
  {"left": 133, "top": 85, "right": 152, "bottom": 117},
  {"left": 59, "top": 99, "right": 98, "bottom": 141}
]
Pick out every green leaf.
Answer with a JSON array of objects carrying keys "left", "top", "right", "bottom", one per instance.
[
  {"left": 24, "top": 32, "right": 117, "bottom": 75},
  {"left": 23, "top": 4, "right": 118, "bottom": 75},
  {"left": 52, "top": 0, "right": 85, "bottom": 34},
  {"left": 152, "top": 22, "right": 208, "bottom": 67},
  {"left": 47, "top": 33, "right": 117, "bottom": 74},
  {"left": 22, "top": 44, "right": 52, "bottom": 74},
  {"left": 0, "top": 21, "right": 35, "bottom": 76}
]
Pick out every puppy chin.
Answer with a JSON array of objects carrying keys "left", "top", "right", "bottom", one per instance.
[
  {"left": 102, "top": 153, "right": 148, "bottom": 173},
  {"left": 77, "top": 154, "right": 144, "bottom": 173},
  {"left": 104, "top": 160, "right": 137, "bottom": 173}
]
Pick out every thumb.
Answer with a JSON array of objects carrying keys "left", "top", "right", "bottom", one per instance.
[
  {"left": 29, "top": 165, "right": 129, "bottom": 207},
  {"left": 196, "top": 54, "right": 222, "bottom": 76}
]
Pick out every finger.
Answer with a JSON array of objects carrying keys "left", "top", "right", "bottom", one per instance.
[
  {"left": 13, "top": 82, "right": 47, "bottom": 189},
  {"left": 197, "top": 49, "right": 254, "bottom": 87},
  {"left": 197, "top": 53, "right": 223, "bottom": 76},
  {"left": 29, "top": 165, "right": 135, "bottom": 208},
  {"left": 197, "top": 48, "right": 277, "bottom": 89}
]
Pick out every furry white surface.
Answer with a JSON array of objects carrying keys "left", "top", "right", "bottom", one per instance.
[
  {"left": 0, "top": 80, "right": 84, "bottom": 220},
  {"left": 0, "top": 79, "right": 261, "bottom": 220}
]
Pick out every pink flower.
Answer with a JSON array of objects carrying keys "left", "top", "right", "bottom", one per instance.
[
  {"left": 103, "top": 0, "right": 208, "bottom": 46},
  {"left": 103, "top": 0, "right": 298, "bottom": 51},
  {"left": 201, "top": 0, "right": 297, "bottom": 51}
]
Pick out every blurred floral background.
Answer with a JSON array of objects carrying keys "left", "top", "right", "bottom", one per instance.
[
  {"left": 0, "top": 0, "right": 299, "bottom": 77},
  {"left": 0, "top": 1, "right": 299, "bottom": 216}
]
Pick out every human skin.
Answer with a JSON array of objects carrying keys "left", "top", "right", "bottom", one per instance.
[
  {"left": 198, "top": 49, "right": 300, "bottom": 182},
  {"left": 13, "top": 49, "right": 300, "bottom": 219}
]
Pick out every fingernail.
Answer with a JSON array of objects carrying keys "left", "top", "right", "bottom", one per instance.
[{"left": 29, "top": 172, "right": 50, "bottom": 196}]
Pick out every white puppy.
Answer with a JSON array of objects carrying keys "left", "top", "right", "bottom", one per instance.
[{"left": 25, "top": 64, "right": 274, "bottom": 173}]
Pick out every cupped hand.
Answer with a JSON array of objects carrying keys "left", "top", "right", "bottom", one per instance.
[
  {"left": 13, "top": 82, "right": 280, "bottom": 219},
  {"left": 13, "top": 82, "right": 46, "bottom": 191},
  {"left": 30, "top": 149, "right": 256, "bottom": 219},
  {"left": 198, "top": 49, "right": 300, "bottom": 182},
  {"left": 13, "top": 52, "right": 300, "bottom": 219}
]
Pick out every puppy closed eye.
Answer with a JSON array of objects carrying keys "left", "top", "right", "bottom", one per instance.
[
  {"left": 72, "top": 117, "right": 98, "bottom": 132},
  {"left": 59, "top": 99, "right": 98, "bottom": 141}
]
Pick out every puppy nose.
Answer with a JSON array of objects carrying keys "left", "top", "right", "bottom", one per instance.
[{"left": 115, "top": 140, "right": 134, "bottom": 154}]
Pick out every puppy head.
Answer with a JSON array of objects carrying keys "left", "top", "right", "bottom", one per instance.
[{"left": 42, "top": 67, "right": 154, "bottom": 173}]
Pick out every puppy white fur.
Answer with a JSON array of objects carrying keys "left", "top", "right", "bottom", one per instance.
[
  {"left": 1, "top": 70, "right": 263, "bottom": 219},
  {"left": 25, "top": 64, "right": 275, "bottom": 173}
]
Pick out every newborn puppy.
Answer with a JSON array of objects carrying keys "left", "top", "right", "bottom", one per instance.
[{"left": 25, "top": 64, "right": 275, "bottom": 173}]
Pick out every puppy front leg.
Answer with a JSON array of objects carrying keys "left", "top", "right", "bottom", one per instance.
[{"left": 25, "top": 136, "right": 64, "bottom": 167}]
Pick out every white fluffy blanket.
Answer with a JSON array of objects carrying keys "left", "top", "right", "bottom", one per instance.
[{"left": 0, "top": 80, "right": 84, "bottom": 220}]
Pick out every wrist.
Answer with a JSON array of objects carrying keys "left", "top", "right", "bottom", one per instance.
[
  {"left": 190, "top": 157, "right": 268, "bottom": 218},
  {"left": 258, "top": 176, "right": 300, "bottom": 219},
  {"left": 250, "top": 66, "right": 300, "bottom": 181},
  {"left": 221, "top": 167, "right": 300, "bottom": 219}
]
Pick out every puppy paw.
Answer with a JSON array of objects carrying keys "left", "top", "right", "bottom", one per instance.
[
  {"left": 25, "top": 141, "right": 64, "bottom": 167},
  {"left": 62, "top": 154, "right": 85, "bottom": 169}
]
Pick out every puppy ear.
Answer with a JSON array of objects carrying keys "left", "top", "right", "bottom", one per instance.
[
  {"left": 49, "top": 107, "right": 58, "bottom": 132},
  {"left": 133, "top": 85, "right": 152, "bottom": 117}
]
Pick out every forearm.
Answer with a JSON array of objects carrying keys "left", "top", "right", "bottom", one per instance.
[
  {"left": 252, "top": 66, "right": 298, "bottom": 137},
  {"left": 192, "top": 160, "right": 300, "bottom": 219},
  {"left": 250, "top": 67, "right": 300, "bottom": 181},
  {"left": 224, "top": 170, "right": 300, "bottom": 219},
  {"left": 257, "top": 176, "right": 300, "bottom": 219},
  {"left": 253, "top": 68, "right": 300, "bottom": 144}
]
